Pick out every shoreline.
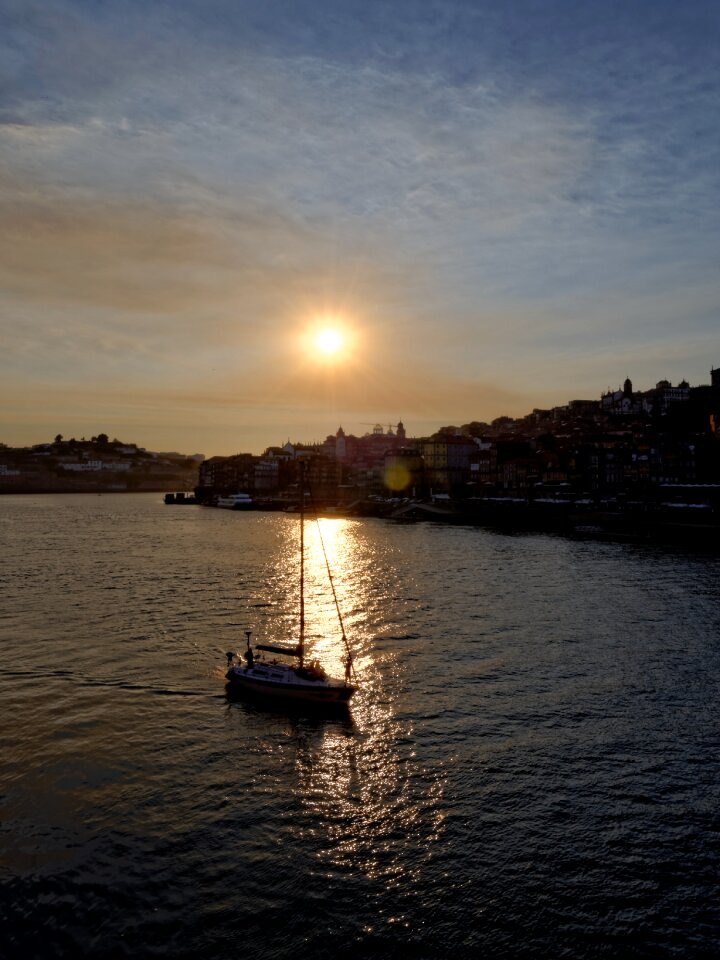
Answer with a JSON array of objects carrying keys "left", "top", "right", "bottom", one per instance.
[{"left": 3, "top": 488, "right": 718, "bottom": 547}]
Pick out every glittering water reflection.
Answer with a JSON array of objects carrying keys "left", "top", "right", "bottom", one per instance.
[
  {"left": 292, "top": 699, "right": 447, "bottom": 891},
  {"left": 233, "top": 515, "right": 448, "bottom": 895},
  {"left": 301, "top": 517, "right": 373, "bottom": 673},
  {"left": 242, "top": 516, "right": 378, "bottom": 679},
  {"left": 286, "top": 516, "right": 447, "bottom": 893}
]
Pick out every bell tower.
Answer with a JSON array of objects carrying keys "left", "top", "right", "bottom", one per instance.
[{"left": 335, "top": 426, "right": 346, "bottom": 461}]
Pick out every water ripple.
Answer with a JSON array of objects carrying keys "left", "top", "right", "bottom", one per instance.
[{"left": 1, "top": 495, "right": 719, "bottom": 958}]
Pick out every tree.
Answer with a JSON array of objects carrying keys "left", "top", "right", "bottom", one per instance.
[
  {"left": 54, "top": 434, "right": 63, "bottom": 445},
  {"left": 462, "top": 421, "right": 490, "bottom": 438}
]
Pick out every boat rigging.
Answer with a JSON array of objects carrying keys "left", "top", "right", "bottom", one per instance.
[{"left": 225, "top": 459, "right": 357, "bottom": 705}]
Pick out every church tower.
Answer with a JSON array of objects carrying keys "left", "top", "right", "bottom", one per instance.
[
  {"left": 335, "top": 426, "right": 346, "bottom": 461},
  {"left": 396, "top": 420, "right": 406, "bottom": 441}
]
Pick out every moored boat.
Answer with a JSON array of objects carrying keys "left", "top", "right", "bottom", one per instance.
[
  {"left": 164, "top": 492, "right": 197, "bottom": 504},
  {"left": 216, "top": 492, "right": 253, "bottom": 509}
]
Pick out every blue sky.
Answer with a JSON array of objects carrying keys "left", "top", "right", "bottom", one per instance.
[{"left": 1, "top": 0, "right": 719, "bottom": 454}]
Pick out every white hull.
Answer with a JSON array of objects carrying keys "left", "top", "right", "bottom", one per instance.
[
  {"left": 216, "top": 494, "right": 253, "bottom": 510},
  {"left": 226, "top": 663, "right": 355, "bottom": 703}
]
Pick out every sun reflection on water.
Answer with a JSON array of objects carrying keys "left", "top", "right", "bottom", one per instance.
[
  {"left": 301, "top": 518, "right": 363, "bottom": 669},
  {"left": 235, "top": 516, "right": 374, "bottom": 674},
  {"left": 233, "top": 513, "right": 448, "bottom": 895},
  {"left": 281, "top": 518, "right": 447, "bottom": 889},
  {"left": 291, "top": 702, "right": 447, "bottom": 892}
]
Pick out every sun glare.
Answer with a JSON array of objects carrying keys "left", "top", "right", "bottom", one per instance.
[
  {"left": 301, "top": 317, "right": 357, "bottom": 365},
  {"left": 315, "top": 328, "right": 343, "bottom": 355}
]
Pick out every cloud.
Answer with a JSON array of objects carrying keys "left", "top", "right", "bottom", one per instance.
[
  {"left": 0, "top": 192, "right": 328, "bottom": 304},
  {"left": 1, "top": 1, "right": 719, "bottom": 453}
]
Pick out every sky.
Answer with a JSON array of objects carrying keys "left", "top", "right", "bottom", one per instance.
[{"left": 1, "top": 0, "right": 719, "bottom": 456}]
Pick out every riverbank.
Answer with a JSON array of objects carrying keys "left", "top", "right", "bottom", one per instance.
[{"left": 188, "top": 492, "right": 720, "bottom": 548}]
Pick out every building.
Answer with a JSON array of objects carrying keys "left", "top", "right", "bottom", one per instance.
[
  {"left": 419, "top": 434, "right": 478, "bottom": 493},
  {"left": 198, "top": 453, "right": 257, "bottom": 494}
]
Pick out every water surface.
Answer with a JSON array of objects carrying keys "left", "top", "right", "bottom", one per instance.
[{"left": 1, "top": 494, "right": 718, "bottom": 958}]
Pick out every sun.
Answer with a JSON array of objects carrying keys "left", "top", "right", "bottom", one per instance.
[
  {"left": 301, "top": 318, "right": 357, "bottom": 365},
  {"left": 315, "top": 327, "right": 343, "bottom": 356}
]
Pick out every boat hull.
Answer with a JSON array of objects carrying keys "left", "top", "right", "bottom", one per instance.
[
  {"left": 225, "top": 667, "right": 355, "bottom": 703},
  {"left": 216, "top": 494, "right": 254, "bottom": 509}
]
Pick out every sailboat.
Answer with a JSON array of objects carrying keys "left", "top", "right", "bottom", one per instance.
[{"left": 225, "top": 461, "right": 357, "bottom": 705}]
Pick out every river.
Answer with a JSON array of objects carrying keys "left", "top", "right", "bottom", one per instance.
[{"left": 1, "top": 494, "right": 718, "bottom": 958}]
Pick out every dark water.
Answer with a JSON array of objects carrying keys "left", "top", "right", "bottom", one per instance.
[{"left": 1, "top": 494, "right": 719, "bottom": 959}]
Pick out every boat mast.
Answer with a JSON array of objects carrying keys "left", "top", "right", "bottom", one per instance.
[{"left": 299, "top": 458, "right": 305, "bottom": 667}]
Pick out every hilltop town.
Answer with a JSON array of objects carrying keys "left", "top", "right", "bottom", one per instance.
[
  {"left": 197, "top": 370, "right": 720, "bottom": 508},
  {"left": 0, "top": 435, "right": 202, "bottom": 494},
  {"left": 2, "top": 370, "right": 719, "bottom": 526}
]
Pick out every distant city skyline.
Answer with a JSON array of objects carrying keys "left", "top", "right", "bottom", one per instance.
[
  {"left": 5, "top": 365, "right": 716, "bottom": 460},
  {"left": 2, "top": 1, "right": 719, "bottom": 456}
]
